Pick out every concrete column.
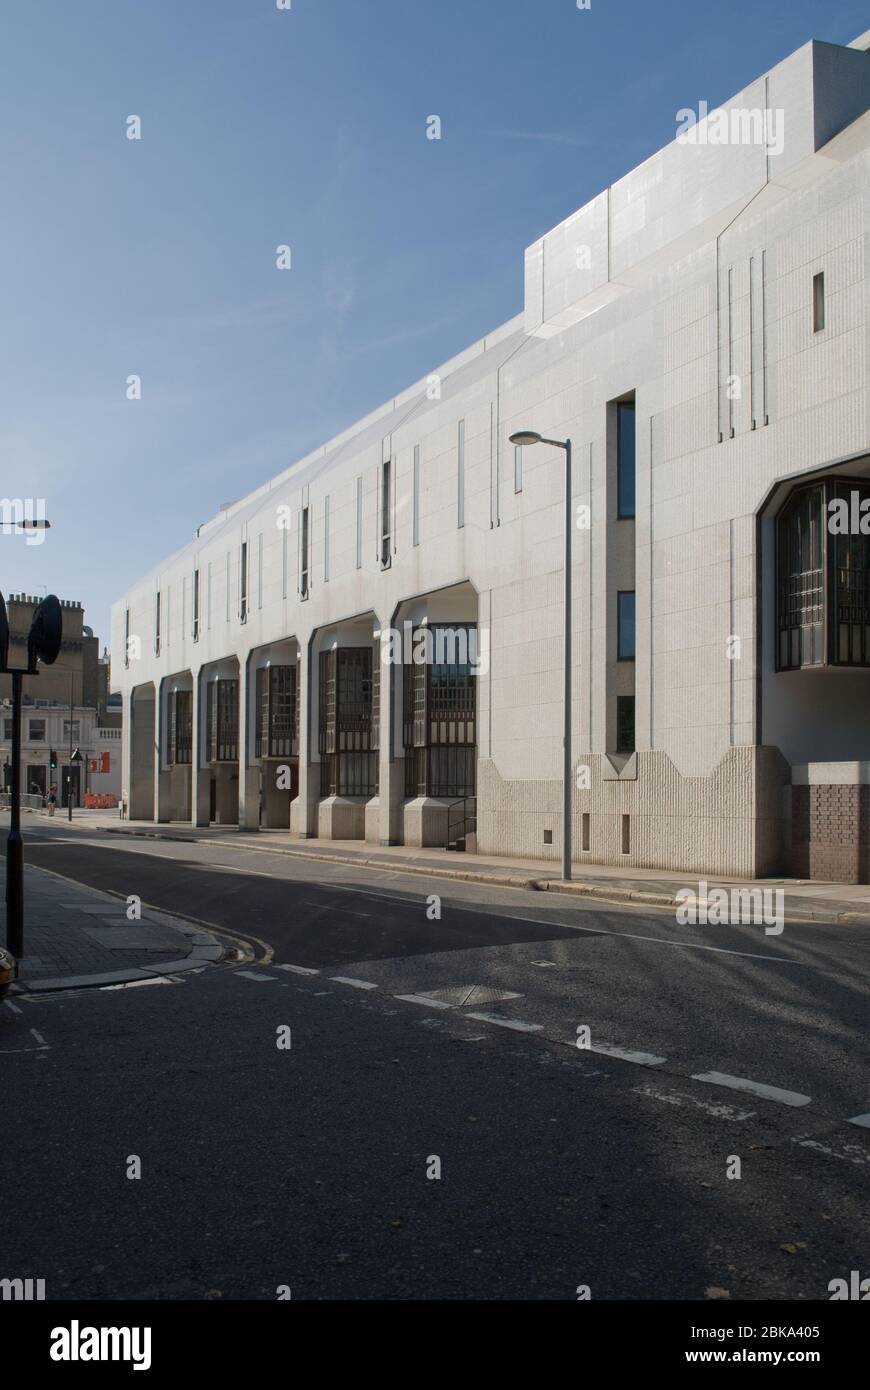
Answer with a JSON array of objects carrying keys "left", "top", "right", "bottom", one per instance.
[
  {"left": 129, "top": 686, "right": 156, "bottom": 821},
  {"left": 191, "top": 669, "right": 211, "bottom": 828},
  {"left": 120, "top": 691, "right": 132, "bottom": 818},
  {"left": 367, "top": 639, "right": 402, "bottom": 845},
  {"left": 155, "top": 680, "right": 172, "bottom": 823},
  {"left": 290, "top": 642, "right": 318, "bottom": 837},
  {"left": 238, "top": 655, "right": 260, "bottom": 831}
]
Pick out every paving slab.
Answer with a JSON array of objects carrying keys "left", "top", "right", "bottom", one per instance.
[{"left": 1, "top": 863, "right": 225, "bottom": 990}]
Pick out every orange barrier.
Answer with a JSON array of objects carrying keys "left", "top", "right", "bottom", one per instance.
[{"left": 84, "top": 793, "right": 118, "bottom": 809}]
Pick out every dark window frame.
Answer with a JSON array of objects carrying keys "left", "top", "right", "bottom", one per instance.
[
  {"left": 775, "top": 478, "right": 870, "bottom": 671},
  {"left": 318, "top": 647, "right": 377, "bottom": 797},
  {"left": 617, "top": 590, "right": 636, "bottom": 661},
  {"left": 402, "top": 624, "right": 477, "bottom": 799},
  {"left": 616, "top": 400, "right": 636, "bottom": 520},
  {"left": 616, "top": 696, "right": 635, "bottom": 754}
]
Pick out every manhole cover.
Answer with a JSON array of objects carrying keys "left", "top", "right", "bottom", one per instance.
[{"left": 416, "top": 985, "right": 522, "bottom": 1007}]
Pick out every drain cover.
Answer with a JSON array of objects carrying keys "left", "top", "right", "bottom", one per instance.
[{"left": 416, "top": 985, "right": 522, "bottom": 1007}]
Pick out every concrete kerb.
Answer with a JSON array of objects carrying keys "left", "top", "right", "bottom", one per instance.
[
  {"left": 9, "top": 861, "right": 233, "bottom": 994},
  {"left": 91, "top": 825, "right": 870, "bottom": 927}
]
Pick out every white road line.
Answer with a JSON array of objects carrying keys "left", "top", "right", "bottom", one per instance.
[
  {"left": 30, "top": 1028, "right": 48, "bottom": 1048},
  {"left": 330, "top": 976, "right": 378, "bottom": 990},
  {"left": 794, "top": 1136, "right": 870, "bottom": 1167},
  {"left": 847, "top": 1113, "right": 870, "bottom": 1129},
  {"left": 395, "top": 993, "right": 453, "bottom": 1010},
  {"left": 586, "top": 1042, "right": 666, "bottom": 1067},
  {"left": 274, "top": 963, "right": 320, "bottom": 976},
  {"left": 633, "top": 1084, "right": 755, "bottom": 1121},
  {"left": 236, "top": 970, "right": 278, "bottom": 982},
  {"left": 466, "top": 1011, "right": 543, "bottom": 1033},
  {"left": 692, "top": 1070, "right": 811, "bottom": 1108},
  {"left": 295, "top": 883, "right": 810, "bottom": 966},
  {"left": 3, "top": 998, "right": 23, "bottom": 1015}
]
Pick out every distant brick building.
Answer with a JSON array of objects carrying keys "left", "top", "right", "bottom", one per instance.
[{"left": 0, "top": 595, "right": 121, "bottom": 805}]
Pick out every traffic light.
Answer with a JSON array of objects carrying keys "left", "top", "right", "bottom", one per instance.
[{"left": 49, "top": 748, "right": 57, "bottom": 771}]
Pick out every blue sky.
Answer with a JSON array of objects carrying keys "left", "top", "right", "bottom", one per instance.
[{"left": 1, "top": 0, "right": 866, "bottom": 646}]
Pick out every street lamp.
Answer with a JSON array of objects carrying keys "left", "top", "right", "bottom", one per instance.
[
  {"left": 0, "top": 591, "right": 63, "bottom": 959},
  {"left": 510, "top": 430, "right": 573, "bottom": 881}
]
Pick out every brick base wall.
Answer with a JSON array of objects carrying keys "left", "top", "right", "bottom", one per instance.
[{"left": 791, "top": 784, "right": 870, "bottom": 883}]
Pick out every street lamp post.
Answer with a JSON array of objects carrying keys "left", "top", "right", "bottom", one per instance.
[
  {"left": 0, "top": 588, "right": 62, "bottom": 959},
  {"left": 510, "top": 430, "right": 573, "bottom": 881},
  {"left": 68, "top": 672, "right": 74, "bottom": 821}
]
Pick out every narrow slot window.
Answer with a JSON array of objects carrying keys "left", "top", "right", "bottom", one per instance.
[
  {"left": 300, "top": 507, "right": 309, "bottom": 598},
  {"left": 617, "top": 591, "right": 636, "bottom": 660},
  {"left": 355, "top": 477, "right": 363, "bottom": 570},
  {"left": 813, "top": 271, "right": 825, "bottom": 333},
  {"left": 412, "top": 445, "right": 421, "bottom": 547},
  {"left": 380, "top": 461, "right": 391, "bottom": 567},
  {"left": 617, "top": 401, "right": 636, "bottom": 519}
]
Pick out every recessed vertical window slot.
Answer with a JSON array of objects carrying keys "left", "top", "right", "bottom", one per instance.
[
  {"left": 355, "top": 477, "right": 363, "bottom": 570},
  {"left": 582, "top": 812, "right": 590, "bottom": 852},
  {"left": 239, "top": 541, "right": 248, "bottom": 623},
  {"left": 300, "top": 507, "right": 309, "bottom": 598},
  {"left": 813, "top": 271, "right": 825, "bottom": 333},
  {"left": 617, "top": 401, "right": 636, "bottom": 518},
  {"left": 413, "top": 445, "right": 421, "bottom": 546},
  {"left": 621, "top": 814, "right": 630, "bottom": 855},
  {"left": 380, "top": 461, "right": 391, "bottom": 567}
]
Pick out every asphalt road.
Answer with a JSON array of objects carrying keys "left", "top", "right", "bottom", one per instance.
[{"left": 3, "top": 822, "right": 869, "bottom": 1300}]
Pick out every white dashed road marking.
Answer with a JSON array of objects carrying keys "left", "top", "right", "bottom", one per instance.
[
  {"left": 274, "top": 963, "right": 319, "bottom": 976},
  {"left": 692, "top": 1070, "right": 811, "bottom": 1108},
  {"left": 847, "top": 1113, "right": 870, "bottom": 1129},
  {"left": 465, "top": 1011, "right": 543, "bottom": 1033},
  {"left": 331, "top": 976, "right": 378, "bottom": 990},
  {"left": 3, "top": 998, "right": 23, "bottom": 1015},
  {"left": 586, "top": 1043, "right": 667, "bottom": 1067},
  {"left": 794, "top": 1136, "right": 870, "bottom": 1167},
  {"left": 30, "top": 1028, "right": 48, "bottom": 1048},
  {"left": 634, "top": 1084, "right": 755, "bottom": 1122},
  {"left": 236, "top": 970, "right": 278, "bottom": 982}
]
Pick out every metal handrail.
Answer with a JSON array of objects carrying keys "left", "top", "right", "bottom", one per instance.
[{"left": 447, "top": 795, "right": 477, "bottom": 844}]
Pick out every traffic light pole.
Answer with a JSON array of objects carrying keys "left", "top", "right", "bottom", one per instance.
[
  {"left": 1, "top": 590, "right": 61, "bottom": 962},
  {"left": 68, "top": 673, "right": 74, "bottom": 822},
  {"left": 6, "top": 671, "right": 24, "bottom": 958}
]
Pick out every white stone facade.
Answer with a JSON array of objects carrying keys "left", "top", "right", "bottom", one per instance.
[{"left": 112, "top": 34, "right": 870, "bottom": 879}]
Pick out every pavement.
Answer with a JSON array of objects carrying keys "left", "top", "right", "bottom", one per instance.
[
  {"left": 0, "top": 859, "right": 225, "bottom": 991},
  {"left": 26, "top": 805, "right": 870, "bottom": 924}
]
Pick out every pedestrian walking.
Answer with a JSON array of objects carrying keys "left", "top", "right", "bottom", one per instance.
[{"left": 47, "top": 785, "right": 57, "bottom": 817}]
